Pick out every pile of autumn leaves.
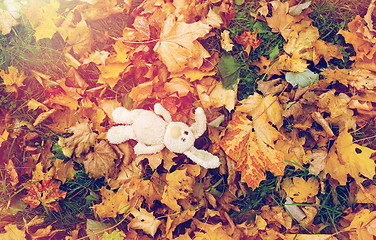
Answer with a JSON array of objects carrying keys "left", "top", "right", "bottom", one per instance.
[{"left": 1, "top": 0, "right": 376, "bottom": 239}]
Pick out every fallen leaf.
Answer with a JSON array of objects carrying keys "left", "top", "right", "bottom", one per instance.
[
  {"left": 129, "top": 208, "right": 162, "bottom": 237},
  {"left": 93, "top": 186, "right": 130, "bottom": 218},
  {"left": 22, "top": 180, "right": 66, "bottom": 212},
  {"left": 325, "top": 130, "right": 376, "bottom": 186},
  {"left": 153, "top": 15, "right": 211, "bottom": 72},
  {"left": 58, "top": 120, "right": 97, "bottom": 158},
  {"left": 53, "top": 159, "right": 74, "bottom": 183},
  {"left": 234, "top": 28, "right": 263, "bottom": 55},
  {"left": 221, "top": 30, "right": 234, "bottom": 51},
  {"left": 0, "top": 10, "right": 18, "bottom": 35},
  {"left": 281, "top": 177, "right": 319, "bottom": 203},
  {"left": 84, "top": 140, "right": 118, "bottom": 179},
  {"left": 161, "top": 168, "right": 194, "bottom": 211},
  {"left": 0, "top": 224, "right": 25, "bottom": 240},
  {"left": 0, "top": 66, "right": 26, "bottom": 93}
]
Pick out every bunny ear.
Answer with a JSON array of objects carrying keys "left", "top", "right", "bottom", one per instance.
[{"left": 184, "top": 147, "right": 220, "bottom": 169}]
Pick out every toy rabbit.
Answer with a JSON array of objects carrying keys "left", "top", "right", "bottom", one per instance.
[{"left": 106, "top": 103, "right": 220, "bottom": 169}]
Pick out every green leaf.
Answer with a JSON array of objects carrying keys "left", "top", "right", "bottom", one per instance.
[
  {"left": 285, "top": 69, "right": 319, "bottom": 88},
  {"left": 253, "top": 21, "right": 269, "bottom": 33},
  {"left": 269, "top": 45, "right": 280, "bottom": 61},
  {"left": 235, "top": 0, "right": 245, "bottom": 5},
  {"left": 218, "top": 55, "right": 241, "bottom": 89}
]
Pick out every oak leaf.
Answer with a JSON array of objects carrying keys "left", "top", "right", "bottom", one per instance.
[
  {"left": 325, "top": 130, "right": 376, "bottom": 186},
  {"left": 93, "top": 186, "right": 130, "bottom": 218},
  {"left": 84, "top": 140, "right": 117, "bottom": 179},
  {"left": 58, "top": 120, "right": 97, "bottom": 158},
  {"left": 153, "top": 15, "right": 211, "bottom": 72},
  {"left": 281, "top": 177, "right": 319, "bottom": 203},
  {"left": 129, "top": 208, "right": 161, "bottom": 237}
]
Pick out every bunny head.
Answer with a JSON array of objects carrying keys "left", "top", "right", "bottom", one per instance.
[{"left": 164, "top": 122, "right": 196, "bottom": 153}]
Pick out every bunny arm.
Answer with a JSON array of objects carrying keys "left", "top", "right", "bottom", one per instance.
[
  {"left": 190, "top": 107, "right": 207, "bottom": 139},
  {"left": 184, "top": 146, "right": 220, "bottom": 169},
  {"left": 134, "top": 142, "right": 165, "bottom": 155},
  {"left": 154, "top": 103, "right": 172, "bottom": 123}
]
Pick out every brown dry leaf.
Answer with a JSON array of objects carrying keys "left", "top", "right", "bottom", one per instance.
[
  {"left": 0, "top": 66, "right": 25, "bottom": 93},
  {"left": 5, "top": 159, "right": 18, "bottom": 186},
  {"left": 25, "top": 216, "right": 63, "bottom": 239},
  {"left": 285, "top": 234, "right": 338, "bottom": 240},
  {"left": 84, "top": 140, "right": 118, "bottom": 179},
  {"left": 76, "top": 0, "right": 130, "bottom": 21},
  {"left": 33, "top": 109, "right": 56, "bottom": 126},
  {"left": 58, "top": 120, "right": 97, "bottom": 158},
  {"left": 93, "top": 186, "right": 130, "bottom": 218},
  {"left": 165, "top": 209, "right": 195, "bottom": 239},
  {"left": 281, "top": 177, "right": 319, "bottom": 203},
  {"left": 129, "top": 80, "right": 153, "bottom": 107},
  {"left": 161, "top": 168, "right": 194, "bottom": 211},
  {"left": 128, "top": 208, "right": 162, "bottom": 237},
  {"left": 325, "top": 130, "right": 376, "bottom": 186},
  {"left": 153, "top": 15, "right": 211, "bottom": 72},
  {"left": 261, "top": 205, "right": 293, "bottom": 230},
  {"left": 53, "top": 159, "right": 74, "bottom": 183}
]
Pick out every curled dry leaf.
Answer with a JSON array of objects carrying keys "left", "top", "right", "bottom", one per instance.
[{"left": 58, "top": 120, "right": 97, "bottom": 158}]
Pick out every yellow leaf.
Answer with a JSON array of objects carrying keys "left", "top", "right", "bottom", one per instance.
[
  {"left": 278, "top": 54, "right": 308, "bottom": 72},
  {"left": 129, "top": 208, "right": 161, "bottom": 237},
  {"left": 209, "top": 81, "right": 237, "bottom": 111},
  {"left": 93, "top": 186, "right": 130, "bottom": 218},
  {"left": 98, "top": 62, "right": 129, "bottom": 88},
  {"left": 0, "top": 129, "right": 9, "bottom": 148},
  {"left": 0, "top": 66, "right": 25, "bottom": 93},
  {"left": 170, "top": 69, "right": 216, "bottom": 81},
  {"left": 161, "top": 169, "right": 194, "bottom": 211},
  {"left": 343, "top": 209, "right": 376, "bottom": 239},
  {"left": 325, "top": 130, "right": 376, "bottom": 185},
  {"left": 281, "top": 177, "right": 319, "bottom": 203},
  {"left": 221, "top": 30, "right": 234, "bottom": 51},
  {"left": 27, "top": 99, "right": 49, "bottom": 111},
  {"left": 0, "top": 224, "right": 26, "bottom": 240},
  {"left": 164, "top": 78, "right": 194, "bottom": 97},
  {"left": 22, "top": 0, "right": 60, "bottom": 40},
  {"left": 153, "top": 15, "right": 211, "bottom": 72},
  {"left": 114, "top": 40, "right": 132, "bottom": 63}
]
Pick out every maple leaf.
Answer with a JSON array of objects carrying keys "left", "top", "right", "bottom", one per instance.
[
  {"left": 0, "top": 66, "right": 25, "bottom": 94},
  {"left": 93, "top": 186, "right": 130, "bottom": 218},
  {"left": 234, "top": 28, "right": 263, "bottom": 55},
  {"left": 153, "top": 15, "right": 211, "bottom": 72},
  {"left": 161, "top": 168, "right": 194, "bottom": 211},
  {"left": 220, "top": 94, "right": 286, "bottom": 189},
  {"left": 58, "top": 120, "right": 97, "bottom": 158},
  {"left": 84, "top": 140, "right": 118, "bottom": 179},
  {"left": 75, "top": 0, "right": 131, "bottom": 21},
  {"left": 325, "top": 130, "right": 376, "bottom": 186},
  {"left": 52, "top": 159, "right": 74, "bottom": 183},
  {"left": 281, "top": 177, "right": 319, "bottom": 203},
  {"left": 342, "top": 209, "right": 376, "bottom": 239},
  {"left": 22, "top": 180, "right": 66, "bottom": 212},
  {"left": 129, "top": 208, "right": 162, "bottom": 237}
]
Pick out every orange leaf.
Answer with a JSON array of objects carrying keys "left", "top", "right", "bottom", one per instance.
[{"left": 234, "top": 28, "right": 263, "bottom": 55}]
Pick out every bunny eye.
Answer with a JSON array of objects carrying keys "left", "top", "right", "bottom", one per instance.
[
  {"left": 184, "top": 131, "right": 189, "bottom": 135},
  {"left": 181, "top": 138, "right": 186, "bottom": 142}
]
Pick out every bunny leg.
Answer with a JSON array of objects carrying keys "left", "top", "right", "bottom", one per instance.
[
  {"left": 107, "top": 125, "right": 136, "bottom": 144},
  {"left": 134, "top": 142, "right": 165, "bottom": 155}
]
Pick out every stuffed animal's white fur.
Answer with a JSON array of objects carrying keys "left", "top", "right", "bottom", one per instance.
[{"left": 107, "top": 103, "right": 220, "bottom": 169}]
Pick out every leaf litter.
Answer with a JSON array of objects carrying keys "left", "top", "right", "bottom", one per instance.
[{"left": 0, "top": 0, "right": 376, "bottom": 239}]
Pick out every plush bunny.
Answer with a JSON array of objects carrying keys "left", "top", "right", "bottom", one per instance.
[{"left": 106, "top": 103, "right": 220, "bottom": 169}]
